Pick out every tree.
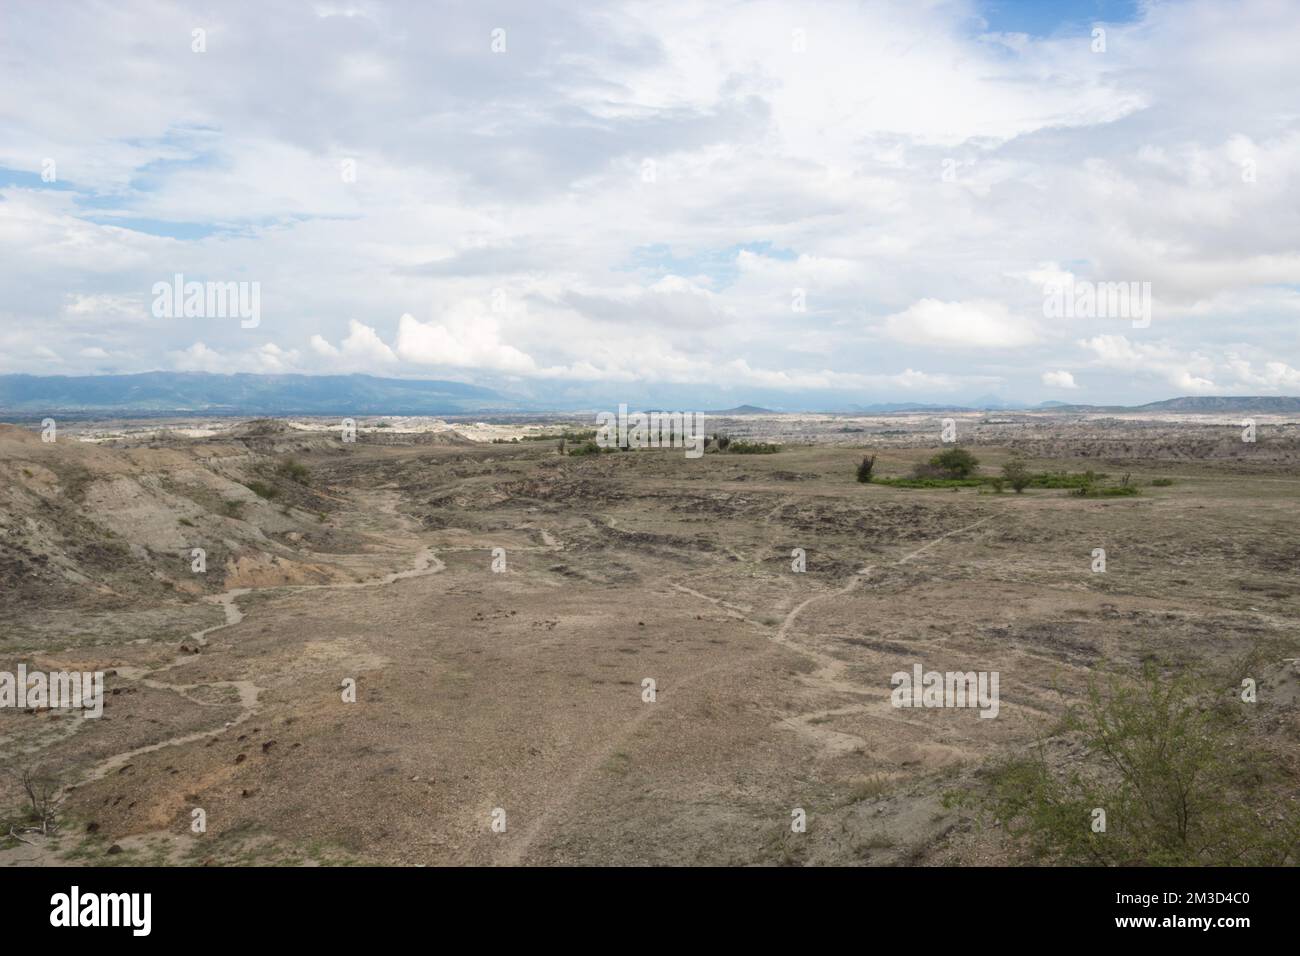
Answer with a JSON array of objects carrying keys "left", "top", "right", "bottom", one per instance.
[
  {"left": 12, "top": 766, "right": 63, "bottom": 836},
  {"left": 1002, "top": 458, "right": 1031, "bottom": 493},
  {"left": 930, "top": 447, "right": 979, "bottom": 479},
  {"left": 856, "top": 455, "right": 876, "bottom": 483}
]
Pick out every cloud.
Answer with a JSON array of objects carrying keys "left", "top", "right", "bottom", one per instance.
[
  {"left": 395, "top": 308, "right": 536, "bottom": 373},
  {"left": 170, "top": 341, "right": 302, "bottom": 373},
  {"left": 884, "top": 299, "right": 1039, "bottom": 349},
  {"left": 1077, "top": 334, "right": 1224, "bottom": 393},
  {"left": 1041, "top": 370, "right": 1078, "bottom": 389},
  {"left": 1223, "top": 356, "right": 1300, "bottom": 390},
  {"left": 338, "top": 320, "right": 398, "bottom": 365},
  {"left": 171, "top": 342, "right": 224, "bottom": 372},
  {"left": 0, "top": 1, "right": 1296, "bottom": 405},
  {"left": 309, "top": 334, "right": 339, "bottom": 357}
]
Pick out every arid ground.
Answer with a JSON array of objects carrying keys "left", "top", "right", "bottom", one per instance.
[{"left": 1, "top": 414, "right": 1296, "bottom": 865}]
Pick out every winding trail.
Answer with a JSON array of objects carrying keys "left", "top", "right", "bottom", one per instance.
[
  {"left": 772, "top": 515, "right": 996, "bottom": 753},
  {"left": 502, "top": 514, "right": 995, "bottom": 863},
  {"left": 75, "top": 509, "right": 573, "bottom": 792},
  {"left": 75, "top": 544, "right": 447, "bottom": 788}
]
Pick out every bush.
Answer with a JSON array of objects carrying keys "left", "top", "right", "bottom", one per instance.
[
  {"left": 974, "top": 665, "right": 1299, "bottom": 865},
  {"left": 1151, "top": 477, "right": 1175, "bottom": 487},
  {"left": 856, "top": 455, "right": 876, "bottom": 483},
  {"left": 873, "top": 467, "right": 1136, "bottom": 496},
  {"left": 245, "top": 480, "right": 278, "bottom": 500},
  {"left": 1031, "top": 470, "right": 1103, "bottom": 489},
  {"left": 521, "top": 429, "right": 595, "bottom": 442},
  {"left": 1002, "top": 458, "right": 1031, "bottom": 493},
  {"left": 712, "top": 434, "right": 732, "bottom": 451},
  {"left": 877, "top": 476, "right": 985, "bottom": 489},
  {"left": 1073, "top": 484, "right": 1140, "bottom": 498},
  {"left": 568, "top": 441, "right": 601, "bottom": 456},
  {"left": 728, "top": 440, "right": 780, "bottom": 454},
  {"left": 929, "top": 447, "right": 979, "bottom": 479},
  {"left": 275, "top": 458, "right": 310, "bottom": 484}
]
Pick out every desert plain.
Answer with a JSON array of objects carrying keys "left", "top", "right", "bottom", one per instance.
[{"left": 1, "top": 411, "right": 1296, "bottom": 865}]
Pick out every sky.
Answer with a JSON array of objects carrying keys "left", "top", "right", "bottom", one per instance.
[{"left": 1, "top": 0, "right": 1298, "bottom": 410}]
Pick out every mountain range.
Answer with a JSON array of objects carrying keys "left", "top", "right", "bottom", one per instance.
[
  {"left": 0, "top": 372, "right": 1298, "bottom": 417},
  {"left": 0, "top": 372, "right": 516, "bottom": 416}
]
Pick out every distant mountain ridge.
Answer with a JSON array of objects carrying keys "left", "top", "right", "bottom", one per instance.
[
  {"left": 0, "top": 372, "right": 1296, "bottom": 416},
  {"left": 842, "top": 397, "right": 1300, "bottom": 414},
  {"left": 1049, "top": 396, "right": 1300, "bottom": 413},
  {"left": 706, "top": 404, "right": 778, "bottom": 415},
  {"left": 0, "top": 372, "right": 522, "bottom": 415}
]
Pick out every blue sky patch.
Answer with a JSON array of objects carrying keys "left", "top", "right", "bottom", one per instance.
[{"left": 626, "top": 241, "right": 797, "bottom": 288}]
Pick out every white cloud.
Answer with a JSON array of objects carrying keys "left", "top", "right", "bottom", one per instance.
[
  {"left": 1041, "top": 370, "right": 1078, "bottom": 389},
  {"left": 170, "top": 341, "right": 302, "bottom": 374},
  {"left": 1077, "top": 334, "right": 1228, "bottom": 393},
  {"left": 171, "top": 342, "right": 224, "bottom": 372},
  {"left": 338, "top": 320, "right": 398, "bottom": 365},
  {"left": 395, "top": 309, "right": 536, "bottom": 373},
  {"left": 884, "top": 299, "right": 1039, "bottom": 349},
  {"left": 1223, "top": 357, "right": 1300, "bottom": 390},
  {"left": 0, "top": 1, "right": 1296, "bottom": 405},
  {"left": 310, "top": 334, "right": 339, "bottom": 357}
]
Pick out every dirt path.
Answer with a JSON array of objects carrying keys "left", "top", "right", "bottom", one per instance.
[
  {"left": 74, "top": 543, "right": 447, "bottom": 790},
  {"left": 501, "top": 514, "right": 996, "bottom": 863},
  {"left": 499, "top": 647, "right": 775, "bottom": 866},
  {"left": 772, "top": 515, "right": 995, "bottom": 754}
]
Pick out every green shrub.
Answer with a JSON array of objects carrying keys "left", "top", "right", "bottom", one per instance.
[
  {"left": 245, "top": 480, "right": 278, "bottom": 500},
  {"left": 1074, "top": 484, "right": 1140, "bottom": 497},
  {"left": 873, "top": 467, "right": 1137, "bottom": 495},
  {"left": 275, "top": 458, "right": 310, "bottom": 484},
  {"left": 929, "top": 447, "right": 979, "bottom": 478},
  {"left": 1002, "top": 458, "right": 1031, "bottom": 493},
  {"left": 1151, "top": 477, "right": 1175, "bottom": 487},
  {"left": 728, "top": 440, "right": 781, "bottom": 454},
  {"left": 877, "top": 476, "right": 985, "bottom": 489},
  {"left": 568, "top": 441, "right": 601, "bottom": 456},
  {"left": 974, "top": 665, "right": 1299, "bottom": 866},
  {"left": 523, "top": 429, "right": 595, "bottom": 442}
]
